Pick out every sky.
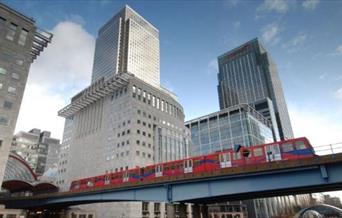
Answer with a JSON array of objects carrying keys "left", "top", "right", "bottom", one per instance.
[{"left": 3, "top": 0, "right": 342, "bottom": 149}]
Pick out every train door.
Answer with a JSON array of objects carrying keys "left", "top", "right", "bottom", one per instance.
[
  {"left": 265, "top": 144, "right": 281, "bottom": 162},
  {"left": 123, "top": 171, "right": 129, "bottom": 182},
  {"left": 184, "top": 159, "right": 193, "bottom": 173},
  {"left": 219, "top": 152, "right": 231, "bottom": 168},
  {"left": 104, "top": 176, "right": 110, "bottom": 185},
  {"left": 155, "top": 165, "right": 163, "bottom": 177}
]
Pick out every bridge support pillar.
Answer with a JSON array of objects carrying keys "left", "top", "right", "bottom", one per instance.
[
  {"left": 166, "top": 203, "right": 175, "bottom": 218},
  {"left": 200, "top": 204, "right": 208, "bottom": 218},
  {"left": 178, "top": 203, "right": 187, "bottom": 218},
  {"left": 192, "top": 204, "right": 200, "bottom": 218}
]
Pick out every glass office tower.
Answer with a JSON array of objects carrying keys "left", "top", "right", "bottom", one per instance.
[
  {"left": 185, "top": 104, "right": 274, "bottom": 156},
  {"left": 217, "top": 38, "right": 293, "bottom": 140},
  {"left": 91, "top": 5, "right": 160, "bottom": 88}
]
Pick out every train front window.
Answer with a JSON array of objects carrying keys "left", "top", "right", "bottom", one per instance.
[
  {"left": 295, "top": 141, "right": 306, "bottom": 150},
  {"left": 282, "top": 143, "right": 294, "bottom": 152}
]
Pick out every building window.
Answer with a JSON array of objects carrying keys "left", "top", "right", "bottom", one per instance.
[
  {"left": 16, "top": 59, "right": 24, "bottom": 65},
  {"left": 3, "top": 101, "right": 13, "bottom": 110},
  {"left": 12, "top": 73, "right": 20, "bottom": 80},
  {"left": 8, "top": 86, "right": 16, "bottom": 94},
  {"left": 0, "top": 67, "right": 6, "bottom": 75},
  {"left": 6, "top": 23, "right": 17, "bottom": 41},
  {"left": 0, "top": 116, "right": 8, "bottom": 125},
  {"left": 18, "top": 29, "right": 28, "bottom": 46}
]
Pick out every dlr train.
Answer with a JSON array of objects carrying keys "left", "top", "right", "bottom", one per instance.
[{"left": 70, "top": 137, "right": 315, "bottom": 191}]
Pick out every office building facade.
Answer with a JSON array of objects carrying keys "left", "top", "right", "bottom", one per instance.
[
  {"left": 11, "top": 129, "right": 60, "bottom": 176},
  {"left": 185, "top": 104, "right": 274, "bottom": 156},
  {"left": 217, "top": 38, "right": 293, "bottom": 140},
  {"left": 92, "top": 5, "right": 160, "bottom": 88},
  {"left": 0, "top": 3, "right": 52, "bottom": 188},
  {"left": 57, "top": 73, "right": 190, "bottom": 217},
  {"left": 56, "top": 5, "right": 192, "bottom": 217}
]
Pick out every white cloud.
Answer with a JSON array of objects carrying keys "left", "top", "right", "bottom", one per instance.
[
  {"left": 207, "top": 59, "right": 218, "bottom": 75},
  {"left": 261, "top": 23, "right": 281, "bottom": 45},
  {"left": 257, "top": 0, "right": 289, "bottom": 14},
  {"left": 334, "top": 88, "right": 342, "bottom": 99},
  {"left": 289, "top": 103, "right": 342, "bottom": 146},
  {"left": 223, "top": 0, "right": 240, "bottom": 8},
  {"left": 302, "top": 0, "right": 320, "bottom": 10},
  {"left": 15, "top": 21, "right": 95, "bottom": 140},
  {"left": 336, "top": 45, "right": 342, "bottom": 55},
  {"left": 282, "top": 33, "right": 307, "bottom": 53}
]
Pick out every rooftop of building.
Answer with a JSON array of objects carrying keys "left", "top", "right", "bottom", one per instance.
[
  {"left": 59, "top": 72, "right": 183, "bottom": 118},
  {"left": 185, "top": 103, "right": 272, "bottom": 128},
  {"left": 0, "top": 2, "right": 35, "bottom": 24},
  {"left": 217, "top": 38, "right": 259, "bottom": 60}
]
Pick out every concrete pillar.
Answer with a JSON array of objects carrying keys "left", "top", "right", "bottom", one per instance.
[
  {"left": 166, "top": 203, "right": 175, "bottom": 218},
  {"left": 200, "top": 204, "right": 208, "bottom": 218},
  {"left": 192, "top": 204, "right": 200, "bottom": 218},
  {"left": 178, "top": 203, "right": 187, "bottom": 218}
]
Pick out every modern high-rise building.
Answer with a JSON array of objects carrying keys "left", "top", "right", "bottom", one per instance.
[
  {"left": 57, "top": 5, "right": 190, "bottom": 218},
  {"left": 0, "top": 3, "right": 52, "bottom": 188},
  {"left": 91, "top": 5, "right": 160, "bottom": 88},
  {"left": 11, "top": 128, "right": 60, "bottom": 176},
  {"left": 217, "top": 38, "right": 293, "bottom": 140}
]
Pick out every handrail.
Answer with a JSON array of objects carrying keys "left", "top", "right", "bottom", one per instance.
[{"left": 313, "top": 142, "right": 342, "bottom": 155}]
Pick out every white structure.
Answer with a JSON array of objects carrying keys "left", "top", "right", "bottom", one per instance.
[
  {"left": 0, "top": 3, "right": 52, "bottom": 188},
  {"left": 56, "top": 5, "right": 191, "bottom": 217},
  {"left": 11, "top": 129, "right": 60, "bottom": 176},
  {"left": 57, "top": 73, "right": 190, "bottom": 217},
  {"left": 92, "top": 5, "right": 160, "bottom": 88}
]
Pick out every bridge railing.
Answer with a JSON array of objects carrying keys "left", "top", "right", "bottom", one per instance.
[{"left": 314, "top": 142, "right": 342, "bottom": 155}]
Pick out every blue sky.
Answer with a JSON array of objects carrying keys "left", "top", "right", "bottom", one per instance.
[{"left": 5, "top": 0, "right": 342, "bottom": 147}]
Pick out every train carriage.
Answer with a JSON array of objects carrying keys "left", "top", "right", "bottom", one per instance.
[{"left": 69, "top": 137, "right": 315, "bottom": 192}]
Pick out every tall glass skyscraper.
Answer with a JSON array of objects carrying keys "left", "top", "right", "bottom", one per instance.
[
  {"left": 91, "top": 5, "right": 160, "bottom": 88},
  {"left": 217, "top": 38, "right": 293, "bottom": 140}
]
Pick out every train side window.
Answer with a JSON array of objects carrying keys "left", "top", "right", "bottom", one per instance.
[
  {"left": 184, "top": 159, "right": 193, "bottom": 173},
  {"left": 233, "top": 152, "right": 241, "bottom": 160},
  {"left": 104, "top": 176, "right": 110, "bottom": 184},
  {"left": 253, "top": 148, "right": 263, "bottom": 157},
  {"left": 295, "top": 141, "right": 306, "bottom": 150},
  {"left": 282, "top": 143, "right": 294, "bottom": 152},
  {"left": 87, "top": 180, "right": 94, "bottom": 187}
]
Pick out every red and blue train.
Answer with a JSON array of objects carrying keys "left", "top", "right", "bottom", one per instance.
[{"left": 70, "top": 137, "right": 315, "bottom": 191}]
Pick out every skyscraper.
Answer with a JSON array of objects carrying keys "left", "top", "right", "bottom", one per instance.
[
  {"left": 217, "top": 38, "right": 293, "bottom": 140},
  {"left": 91, "top": 5, "right": 160, "bottom": 88},
  {"left": 0, "top": 3, "right": 52, "bottom": 188},
  {"left": 57, "top": 5, "right": 190, "bottom": 218}
]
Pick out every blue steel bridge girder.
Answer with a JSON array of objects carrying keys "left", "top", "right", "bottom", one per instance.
[{"left": 2, "top": 155, "right": 342, "bottom": 209}]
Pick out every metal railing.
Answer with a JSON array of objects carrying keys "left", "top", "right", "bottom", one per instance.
[{"left": 313, "top": 142, "right": 342, "bottom": 155}]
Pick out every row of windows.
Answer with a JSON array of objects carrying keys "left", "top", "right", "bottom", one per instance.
[
  {"left": 136, "top": 140, "right": 153, "bottom": 149},
  {"left": 0, "top": 17, "right": 29, "bottom": 46},
  {"left": 111, "top": 87, "right": 128, "bottom": 101},
  {"left": 132, "top": 85, "right": 182, "bottom": 120}
]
